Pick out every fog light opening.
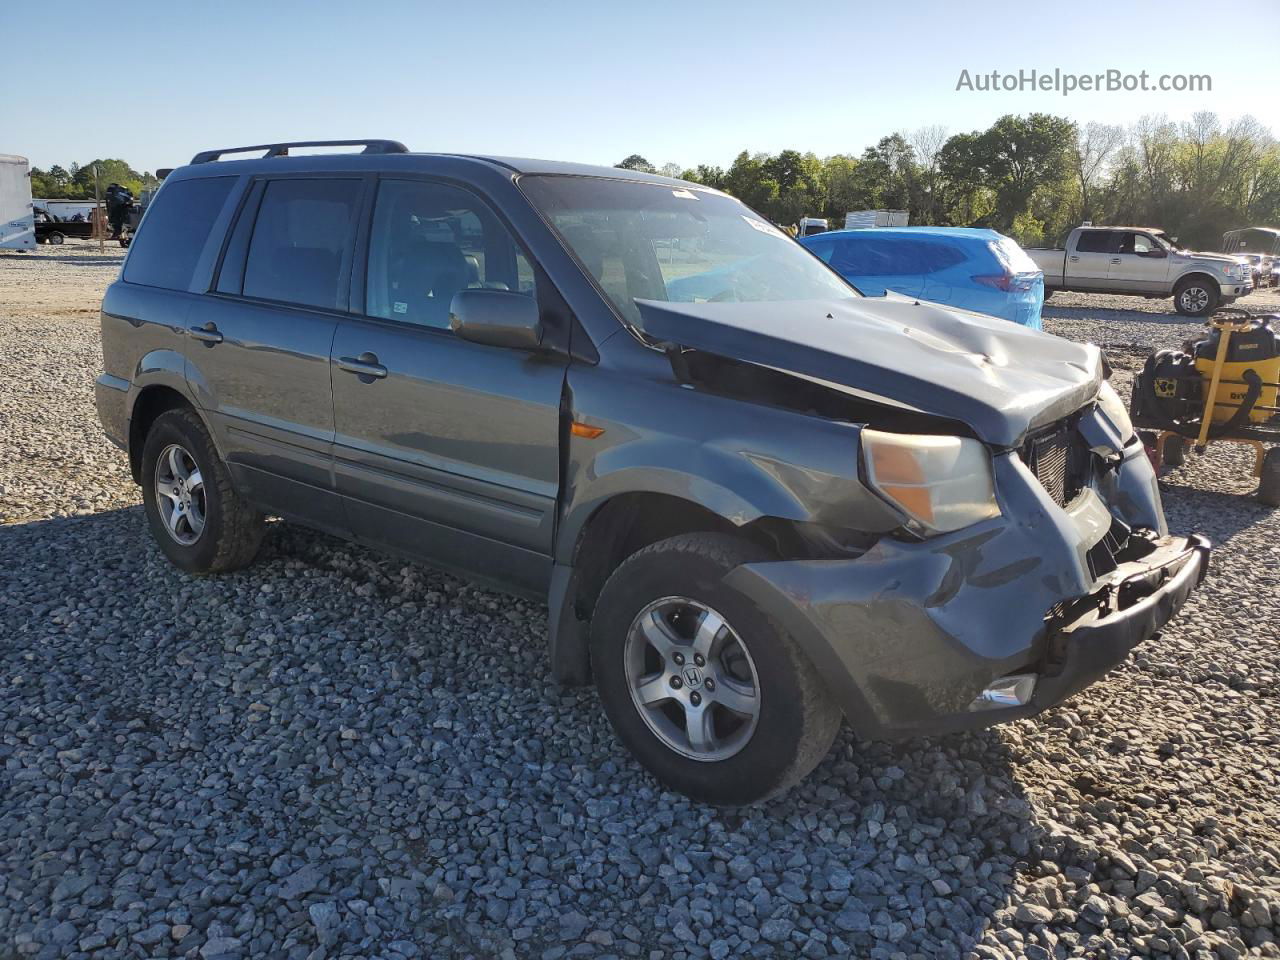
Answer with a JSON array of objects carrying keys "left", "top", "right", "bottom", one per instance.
[{"left": 969, "top": 673, "right": 1038, "bottom": 711}]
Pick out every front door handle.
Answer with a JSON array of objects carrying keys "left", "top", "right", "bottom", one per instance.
[
  {"left": 337, "top": 352, "right": 388, "bottom": 380},
  {"left": 1110, "top": 257, "right": 1122, "bottom": 264},
  {"left": 189, "top": 322, "right": 223, "bottom": 345},
  {"left": 1069, "top": 255, "right": 1080, "bottom": 262}
]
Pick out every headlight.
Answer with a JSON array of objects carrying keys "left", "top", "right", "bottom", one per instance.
[
  {"left": 1095, "top": 380, "right": 1134, "bottom": 441},
  {"left": 860, "top": 429, "right": 1000, "bottom": 535}
]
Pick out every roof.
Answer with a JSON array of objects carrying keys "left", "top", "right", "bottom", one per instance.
[
  {"left": 1073, "top": 225, "right": 1168, "bottom": 232},
  {"left": 0, "top": 155, "right": 31, "bottom": 165},
  {"left": 805, "top": 226, "right": 1005, "bottom": 242},
  {"left": 446, "top": 154, "right": 690, "bottom": 185},
  {"left": 178, "top": 141, "right": 693, "bottom": 187}
]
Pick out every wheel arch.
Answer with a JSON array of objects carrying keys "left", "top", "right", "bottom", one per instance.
[
  {"left": 547, "top": 487, "right": 857, "bottom": 686},
  {"left": 1175, "top": 271, "right": 1220, "bottom": 295},
  {"left": 127, "top": 384, "right": 199, "bottom": 483}
]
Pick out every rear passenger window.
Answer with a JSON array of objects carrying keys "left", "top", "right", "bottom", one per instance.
[
  {"left": 123, "top": 177, "right": 234, "bottom": 291},
  {"left": 366, "top": 179, "right": 536, "bottom": 329},
  {"left": 242, "top": 179, "right": 360, "bottom": 310},
  {"left": 1075, "top": 230, "right": 1114, "bottom": 253}
]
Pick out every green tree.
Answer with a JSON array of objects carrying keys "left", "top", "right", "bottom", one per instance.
[
  {"left": 941, "top": 114, "right": 1075, "bottom": 230},
  {"left": 616, "top": 154, "right": 656, "bottom": 173}
]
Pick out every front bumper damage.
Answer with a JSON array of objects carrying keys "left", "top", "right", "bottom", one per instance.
[{"left": 725, "top": 429, "right": 1211, "bottom": 740}]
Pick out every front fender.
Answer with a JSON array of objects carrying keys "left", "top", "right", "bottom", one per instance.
[{"left": 556, "top": 365, "right": 904, "bottom": 563}]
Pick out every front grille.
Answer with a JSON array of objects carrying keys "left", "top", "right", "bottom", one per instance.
[{"left": 1024, "top": 421, "right": 1091, "bottom": 507}]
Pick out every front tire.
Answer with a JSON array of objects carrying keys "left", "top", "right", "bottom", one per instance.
[
  {"left": 590, "top": 533, "right": 841, "bottom": 805},
  {"left": 47, "top": 231, "right": 65, "bottom": 245},
  {"left": 140, "top": 408, "right": 265, "bottom": 574}
]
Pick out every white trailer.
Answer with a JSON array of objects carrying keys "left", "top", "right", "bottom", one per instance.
[
  {"left": 844, "top": 209, "right": 909, "bottom": 229},
  {"left": 1, "top": 155, "right": 36, "bottom": 251}
]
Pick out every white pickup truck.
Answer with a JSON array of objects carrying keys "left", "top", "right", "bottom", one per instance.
[{"left": 1029, "top": 225, "right": 1252, "bottom": 316}]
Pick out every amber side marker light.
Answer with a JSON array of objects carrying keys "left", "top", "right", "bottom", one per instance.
[{"left": 571, "top": 421, "right": 605, "bottom": 439}]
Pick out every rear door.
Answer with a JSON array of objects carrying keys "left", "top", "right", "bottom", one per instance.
[
  {"left": 186, "top": 175, "right": 366, "bottom": 532},
  {"left": 1068, "top": 229, "right": 1117, "bottom": 288},
  {"left": 103, "top": 175, "right": 238, "bottom": 432},
  {"left": 330, "top": 177, "right": 567, "bottom": 594}
]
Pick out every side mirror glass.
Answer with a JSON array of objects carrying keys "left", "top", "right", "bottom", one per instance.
[{"left": 449, "top": 288, "right": 544, "bottom": 351}]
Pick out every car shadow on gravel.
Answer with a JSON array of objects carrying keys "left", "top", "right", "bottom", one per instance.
[
  {"left": 1160, "top": 479, "right": 1275, "bottom": 548},
  {"left": 1042, "top": 305, "right": 1193, "bottom": 324},
  {"left": 22, "top": 254, "right": 126, "bottom": 267}
]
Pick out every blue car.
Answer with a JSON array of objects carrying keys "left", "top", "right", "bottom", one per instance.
[{"left": 800, "top": 227, "right": 1045, "bottom": 329}]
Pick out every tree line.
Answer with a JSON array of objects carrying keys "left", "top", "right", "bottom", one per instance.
[
  {"left": 619, "top": 111, "right": 1280, "bottom": 250},
  {"left": 28, "top": 159, "right": 160, "bottom": 203}
]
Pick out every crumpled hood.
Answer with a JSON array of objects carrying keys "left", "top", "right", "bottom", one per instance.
[{"left": 633, "top": 295, "right": 1102, "bottom": 448}]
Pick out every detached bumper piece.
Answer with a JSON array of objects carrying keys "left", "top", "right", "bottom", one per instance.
[{"left": 1027, "top": 532, "right": 1210, "bottom": 710}]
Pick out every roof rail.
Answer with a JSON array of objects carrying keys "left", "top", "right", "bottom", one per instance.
[{"left": 190, "top": 139, "right": 409, "bottom": 164}]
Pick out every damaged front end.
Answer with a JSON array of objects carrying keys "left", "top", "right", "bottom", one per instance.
[
  {"left": 619, "top": 295, "right": 1209, "bottom": 736},
  {"left": 722, "top": 405, "right": 1210, "bottom": 739}
]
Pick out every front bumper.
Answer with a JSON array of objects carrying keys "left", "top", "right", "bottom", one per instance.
[
  {"left": 725, "top": 436, "right": 1211, "bottom": 739},
  {"left": 1027, "top": 533, "right": 1208, "bottom": 714}
]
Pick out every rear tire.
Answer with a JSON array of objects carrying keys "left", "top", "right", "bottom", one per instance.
[
  {"left": 140, "top": 408, "right": 265, "bottom": 574},
  {"left": 1163, "top": 436, "right": 1187, "bottom": 467},
  {"left": 1259, "top": 448, "right": 1280, "bottom": 507},
  {"left": 47, "top": 231, "right": 65, "bottom": 246},
  {"left": 590, "top": 533, "right": 841, "bottom": 805},
  {"left": 1174, "top": 278, "right": 1218, "bottom": 316}
]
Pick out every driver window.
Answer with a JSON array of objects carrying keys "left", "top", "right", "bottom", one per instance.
[
  {"left": 366, "top": 179, "right": 535, "bottom": 329},
  {"left": 1117, "top": 232, "right": 1155, "bottom": 256}
]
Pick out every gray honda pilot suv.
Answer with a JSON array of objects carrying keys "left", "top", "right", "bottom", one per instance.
[{"left": 96, "top": 139, "right": 1209, "bottom": 805}]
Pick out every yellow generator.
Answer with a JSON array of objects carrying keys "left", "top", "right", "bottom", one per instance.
[
  {"left": 1193, "top": 317, "right": 1280, "bottom": 422},
  {"left": 1133, "top": 309, "right": 1280, "bottom": 506}
]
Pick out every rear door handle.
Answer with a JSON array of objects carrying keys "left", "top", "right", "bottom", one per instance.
[
  {"left": 1069, "top": 255, "right": 1080, "bottom": 262},
  {"left": 1110, "top": 258, "right": 1122, "bottom": 264},
  {"left": 337, "top": 352, "right": 388, "bottom": 380},
  {"left": 189, "top": 322, "right": 223, "bottom": 345}
]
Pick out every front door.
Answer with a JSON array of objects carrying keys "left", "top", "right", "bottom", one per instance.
[
  {"left": 1107, "top": 231, "right": 1170, "bottom": 293},
  {"left": 187, "top": 175, "right": 365, "bottom": 532},
  {"left": 331, "top": 178, "right": 567, "bottom": 594}
]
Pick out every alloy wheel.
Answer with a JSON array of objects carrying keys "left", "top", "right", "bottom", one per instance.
[
  {"left": 1180, "top": 287, "right": 1209, "bottom": 313},
  {"left": 624, "top": 596, "right": 761, "bottom": 762},
  {"left": 153, "top": 443, "right": 206, "bottom": 545}
]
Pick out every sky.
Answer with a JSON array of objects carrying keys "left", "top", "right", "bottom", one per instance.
[{"left": 4, "top": 0, "right": 1277, "bottom": 175}]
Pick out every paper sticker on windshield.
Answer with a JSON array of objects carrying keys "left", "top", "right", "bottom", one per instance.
[
  {"left": 393, "top": 301, "right": 408, "bottom": 315},
  {"left": 672, "top": 188, "right": 698, "bottom": 200},
  {"left": 742, "top": 216, "right": 786, "bottom": 239}
]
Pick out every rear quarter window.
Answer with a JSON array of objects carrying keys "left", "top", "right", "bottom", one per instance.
[{"left": 123, "top": 177, "right": 235, "bottom": 291}]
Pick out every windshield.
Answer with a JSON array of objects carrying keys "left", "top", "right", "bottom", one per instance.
[
  {"left": 1151, "top": 231, "right": 1182, "bottom": 252},
  {"left": 520, "top": 175, "right": 857, "bottom": 327}
]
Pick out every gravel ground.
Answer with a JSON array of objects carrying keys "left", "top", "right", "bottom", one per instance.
[{"left": 2, "top": 242, "right": 1279, "bottom": 960}]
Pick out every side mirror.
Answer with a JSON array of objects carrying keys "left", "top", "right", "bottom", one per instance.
[{"left": 449, "top": 288, "right": 544, "bottom": 350}]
